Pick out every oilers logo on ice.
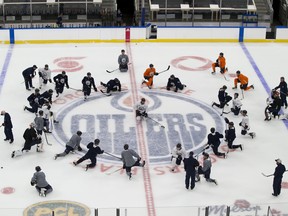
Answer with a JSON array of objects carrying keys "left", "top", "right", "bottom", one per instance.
[
  {"left": 54, "top": 91, "right": 224, "bottom": 164},
  {"left": 23, "top": 200, "right": 90, "bottom": 216}
]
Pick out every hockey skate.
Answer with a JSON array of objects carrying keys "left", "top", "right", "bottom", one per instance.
[
  {"left": 39, "top": 188, "right": 47, "bottom": 197},
  {"left": 249, "top": 132, "right": 256, "bottom": 139}
]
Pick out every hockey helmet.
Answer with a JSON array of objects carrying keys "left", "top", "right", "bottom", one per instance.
[
  {"left": 44, "top": 64, "right": 49, "bottom": 69},
  {"left": 141, "top": 98, "right": 146, "bottom": 102},
  {"left": 210, "top": 127, "right": 215, "bottom": 133},
  {"left": 149, "top": 64, "right": 154, "bottom": 68},
  {"left": 62, "top": 71, "right": 66, "bottom": 75},
  {"left": 35, "top": 166, "right": 41, "bottom": 172},
  {"left": 87, "top": 72, "right": 91, "bottom": 76},
  {"left": 114, "top": 78, "right": 120, "bottom": 83},
  {"left": 236, "top": 70, "right": 241, "bottom": 74},
  {"left": 124, "top": 144, "right": 129, "bottom": 150},
  {"left": 170, "top": 74, "right": 175, "bottom": 79},
  {"left": 241, "top": 110, "right": 247, "bottom": 115},
  {"left": 176, "top": 143, "right": 182, "bottom": 149},
  {"left": 94, "top": 139, "right": 100, "bottom": 145},
  {"left": 48, "top": 89, "right": 53, "bottom": 94},
  {"left": 220, "top": 52, "right": 224, "bottom": 56},
  {"left": 121, "top": 49, "right": 125, "bottom": 53},
  {"left": 189, "top": 151, "right": 194, "bottom": 157},
  {"left": 229, "top": 121, "right": 234, "bottom": 126},
  {"left": 222, "top": 85, "right": 227, "bottom": 90},
  {"left": 33, "top": 65, "right": 37, "bottom": 69},
  {"left": 35, "top": 88, "right": 40, "bottom": 93}
]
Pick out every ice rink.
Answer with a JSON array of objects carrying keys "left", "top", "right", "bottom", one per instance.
[{"left": 0, "top": 42, "right": 288, "bottom": 216}]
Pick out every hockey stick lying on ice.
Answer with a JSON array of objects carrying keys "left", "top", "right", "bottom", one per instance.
[
  {"left": 106, "top": 167, "right": 123, "bottom": 175},
  {"left": 146, "top": 116, "right": 165, "bottom": 128},
  {"left": 261, "top": 170, "right": 288, "bottom": 177},
  {"left": 69, "top": 87, "right": 82, "bottom": 91},
  {"left": 104, "top": 152, "right": 122, "bottom": 160},
  {"left": 100, "top": 89, "right": 128, "bottom": 96},
  {"left": 157, "top": 65, "right": 170, "bottom": 74},
  {"left": 106, "top": 63, "right": 132, "bottom": 73}
]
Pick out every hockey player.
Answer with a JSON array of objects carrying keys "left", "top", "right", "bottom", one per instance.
[
  {"left": 207, "top": 127, "right": 226, "bottom": 158},
  {"left": 142, "top": 64, "right": 159, "bottom": 89},
  {"left": 121, "top": 144, "right": 145, "bottom": 179},
  {"left": 22, "top": 65, "right": 37, "bottom": 91},
  {"left": 196, "top": 152, "right": 217, "bottom": 185},
  {"left": 31, "top": 166, "right": 53, "bottom": 197},
  {"left": 82, "top": 72, "right": 97, "bottom": 101},
  {"left": 230, "top": 92, "right": 242, "bottom": 115},
  {"left": 183, "top": 151, "right": 199, "bottom": 190},
  {"left": 1, "top": 110, "right": 14, "bottom": 144},
  {"left": 73, "top": 139, "right": 104, "bottom": 170},
  {"left": 38, "top": 64, "right": 52, "bottom": 89},
  {"left": 166, "top": 74, "right": 186, "bottom": 92},
  {"left": 233, "top": 71, "right": 254, "bottom": 91},
  {"left": 239, "top": 110, "right": 255, "bottom": 138},
  {"left": 171, "top": 143, "right": 187, "bottom": 172},
  {"left": 118, "top": 49, "right": 129, "bottom": 72},
  {"left": 212, "top": 85, "right": 232, "bottom": 109},
  {"left": 39, "top": 89, "right": 54, "bottom": 106},
  {"left": 54, "top": 131, "right": 82, "bottom": 160},
  {"left": 100, "top": 78, "right": 121, "bottom": 95},
  {"left": 41, "top": 101, "right": 58, "bottom": 133},
  {"left": 272, "top": 159, "right": 286, "bottom": 196},
  {"left": 53, "top": 71, "right": 69, "bottom": 97},
  {"left": 24, "top": 88, "right": 41, "bottom": 114},
  {"left": 265, "top": 90, "right": 282, "bottom": 120},
  {"left": 34, "top": 110, "right": 45, "bottom": 152},
  {"left": 273, "top": 77, "right": 287, "bottom": 109},
  {"left": 11, "top": 123, "right": 42, "bottom": 158},
  {"left": 135, "top": 98, "right": 148, "bottom": 121},
  {"left": 225, "top": 121, "right": 243, "bottom": 150},
  {"left": 211, "top": 52, "right": 227, "bottom": 74}
]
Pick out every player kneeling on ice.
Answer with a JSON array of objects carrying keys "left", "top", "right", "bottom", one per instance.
[
  {"left": 31, "top": 166, "right": 53, "bottom": 197},
  {"left": 183, "top": 151, "right": 199, "bottom": 190},
  {"left": 73, "top": 139, "right": 104, "bottom": 171},
  {"left": 230, "top": 93, "right": 242, "bottom": 115},
  {"left": 207, "top": 127, "right": 226, "bottom": 158},
  {"left": 196, "top": 152, "right": 217, "bottom": 185},
  {"left": 142, "top": 64, "right": 159, "bottom": 89},
  {"left": 239, "top": 110, "right": 255, "bottom": 138},
  {"left": 265, "top": 90, "right": 282, "bottom": 121},
  {"left": 225, "top": 121, "right": 243, "bottom": 151},
  {"left": 135, "top": 98, "right": 148, "bottom": 121},
  {"left": 53, "top": 71, "right": 69, "bottom": 97},
  {"left": 11, "top": 123, "right": 42, "bottom": 158},
  {"left": 100, "top": 78, "right": 121, "bottom": 95},
  {"left": 171, "top": 143, "right": 187, "bottom": 172},
  {"left": 54, "top": 131, "right": 82, "bottom": 160},
  {"left": 118, "top": 49, "right": 129, "bottom": 72},
  {"left": 232, "top": 70, "right": 254, "bottom": 91},
  {"left": 211, "top": 52, "right": 227, "bottom": 74},
  {"left": 166, "top": 74, "right": 186, "bottom": 92},
  {"left": 121, "top": 144, "right": 145, "bottom": 179},
  {"left": 212, "top": 85, "right": 232, "bottom": 109}
]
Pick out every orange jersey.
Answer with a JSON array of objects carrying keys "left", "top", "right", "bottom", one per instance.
[
  {"left": 144, "top": 67, "right": 156, "bottom": 78},
  {"left": 236, "top": 74, "right": 248, "bottom": 85},
  {"left": 217, "top": 56, "right": 226, "bottom": 68}
]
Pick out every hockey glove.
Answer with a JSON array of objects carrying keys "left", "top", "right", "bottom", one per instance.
[
  {"left": 142, "top": 112, "right": 148, "bottom": 118},
  {"left": 38, "top": 72, "right": 42, "bottom": 78},
  {"left": 239, "top": 122, "right": 242, "bottom": 126},
  {"left": 78, "top": 146, "right": 82, "bottom": 151},
  {"left": 122, "top": 164, "right": 126, "bottom": 169},
  {"left": 31, "top": 181, "right": 36, "bottom": 186},
  {"left": 94, "top": 88, "right": 98, "bottom": 92},
  {"left": 155, "top": 72, "right": 159, "bottom": 76},
  {"left": 49, "top": 79, "right": 52, "bottom": 83}
]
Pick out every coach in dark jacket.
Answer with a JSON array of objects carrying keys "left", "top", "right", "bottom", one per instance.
[{"left": 184, "top": 151, "right": 199, "bottom": 190}]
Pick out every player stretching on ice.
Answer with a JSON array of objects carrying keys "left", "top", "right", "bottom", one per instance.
[
  {"left": 211, "top": 52, "right": 227, "bottom": 74},
  {"left": 135, "top": 98, "right": 148, "bottom": 121},
  {"left": 142, "top": 64, "right": 158, "bottom": 89}
]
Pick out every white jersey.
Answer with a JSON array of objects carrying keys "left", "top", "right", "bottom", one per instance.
[
  {"left": 233, "top": 98, "right": 242, "bottom": 108},
  {"left": 135, "top": 102, "right": 147, "bottom": 114},
  {"left": 39, "top": 68, "right": 51, "bottom": 80},
  {"left": 240, "top": 115, "right": 250, "bottom": 130},
  {"left": 171, "top": 146, "right": 187, "bottom": 159}
]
